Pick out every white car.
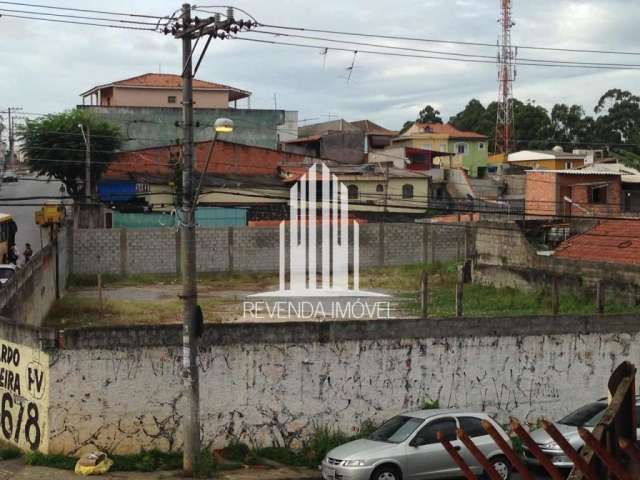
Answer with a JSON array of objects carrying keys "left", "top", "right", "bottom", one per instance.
[
  {"left": 2, "top": 171, "right": 18, "bottom": 182},
  {"left": 0, "top": 264, "right": 17, "bottom": 286},
  {"left": 322, "top": 409, "right": 512, "bottom": 480}
]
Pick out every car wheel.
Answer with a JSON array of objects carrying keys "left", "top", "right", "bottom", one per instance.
[
  {"left": 485, "top": 455, "right": 511, "bottom": 480},
  {"left": 370, "top": 465, "right": 401, "bottom": 480}
]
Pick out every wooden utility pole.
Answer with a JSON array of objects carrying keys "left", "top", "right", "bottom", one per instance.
[
  {"left": 551, "top": 277, "right": 559, "bottom": 316},
  {"left": 456, "top": 265, "right": 464, "bottom": 317}
]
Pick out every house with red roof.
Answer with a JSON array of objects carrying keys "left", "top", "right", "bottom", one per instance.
[
  {"left": 555, "top": 220, "right": 640, "bottom": 266},
  {"left": 80, "top": 73, "right": 251, "bottom": 109},
  {"left": 391, "top": 122, "right": 488, "bottom": 177}
]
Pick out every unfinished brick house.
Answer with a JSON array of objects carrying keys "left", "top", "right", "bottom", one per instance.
[{"left": 525, "top": 170, "right": 622, "bottom": 219}]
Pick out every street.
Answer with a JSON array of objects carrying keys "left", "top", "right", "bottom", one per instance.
[{"left": 0, "top": 173, "right": 63, "bottom": 255}]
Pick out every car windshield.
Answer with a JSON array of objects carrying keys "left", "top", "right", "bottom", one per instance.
[
  {"left": 558, "top": 402, "right": 607, "bottom": 427},
  {"left": 0, "top": 269, "right": 14, "bottom": 280},
  {"left": 368, "top": 415, "right": 424, "bottom": 443}
]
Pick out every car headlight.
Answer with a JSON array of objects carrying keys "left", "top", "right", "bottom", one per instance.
[
  {"left": 342, "top": 460, "right": 366, "bottom": 467},
  {"left": 541, "top": 441, "right": 561, "bottom": 450}
]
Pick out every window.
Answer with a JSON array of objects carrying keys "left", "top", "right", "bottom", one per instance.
[
  {"left": 369, "top": 416, "right": 425, "bottom": 444},
  {"left": 402, "top": 184, "right": 414, "bottom": 199},
  {"left": 456, "top": 143, "right": 467, "bottom": 154},
  {"left": 347, "top": 184, "right": 359, "bottom": 200},
  {"left": 458, "top": 417, "right": 487, "bottom": 438},
  {"left": 168, "top": 95, "right": 177, "bottom": 104},
  {"left": 376, "top": 184, "right": 384, "bottom": 193},
  {"left": 590, "top": 185, "right": 607, "bottom": 204},
  {"left": 440, "top": 143, "right": 447, "bottom": 152},
  {"left": 565, "top": 161, "right": 573, "bottom": 169},
  {"left": 478, "top": 142, "right": 485, "bottom": 150},
  {"left": 411, "top": 418, "right": 457, "bottom": 446}
]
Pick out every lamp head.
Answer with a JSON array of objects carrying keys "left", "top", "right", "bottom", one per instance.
[{"left": 214, "top": 117, "right": 234, "bottom": 134}]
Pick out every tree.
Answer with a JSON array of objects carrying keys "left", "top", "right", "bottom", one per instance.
[
  {"left": 19, "top": 110, "right": 121, "bottom": 200},
  {"left": 417, "top": 105, "right": 442, "bottom": 124},
  {"left": 513, "top": 100, "right": 552, "bottom": 150}
]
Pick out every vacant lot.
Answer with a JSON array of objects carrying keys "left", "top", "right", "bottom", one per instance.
[{"left": 45, "top": 263, "right": 640, "bottom": 328}]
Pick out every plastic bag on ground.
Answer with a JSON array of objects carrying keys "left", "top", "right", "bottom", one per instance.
[{"left": 74, "top": 451, "right": 114, "bottom": 476}]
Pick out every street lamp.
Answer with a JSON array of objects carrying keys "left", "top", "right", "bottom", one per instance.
[{"left": 192, "top": 118, "right": 235, "bottom": 212}]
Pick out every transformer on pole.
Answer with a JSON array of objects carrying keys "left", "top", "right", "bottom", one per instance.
[{"left": 494, "top": 0, "right": 517, "bottom": 155}]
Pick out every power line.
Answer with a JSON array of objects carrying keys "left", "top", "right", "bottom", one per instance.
[
  {"left": 248, "top": 29, "right": 640, "bottom": 69},
  {"left": 0, "top": 7, "right": 163, "bottom": 25},
  {"left": 232, "top": 36, "right": 640, "bottom": 71},
  {"left": 0, "top": 13, "right": 161, "bottom": 31},
  {"left": 258, "top": 23, "right": 640, "bottom": 57},
  {"left": 0, "top": 1, "right": 168, "bottom": 19}
]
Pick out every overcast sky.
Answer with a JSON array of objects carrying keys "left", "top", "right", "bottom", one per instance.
[{"left": 1, "top": 0, "right": 640, "bottom": 132}]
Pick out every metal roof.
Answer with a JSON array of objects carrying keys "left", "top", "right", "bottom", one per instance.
[{"left": 526, "top": 169, "right": 621, "bottom": 175}]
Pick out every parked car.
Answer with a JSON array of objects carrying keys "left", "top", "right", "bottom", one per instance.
[
  {"left": 524, "top": 397, "right": 640, "bottom": 469},
  {"left": 0, "top": 264, "right": 17, "bottom": 286},
  {"left": 321, "top": 409, "right": 512, "bottom": 480},
  {"left": 1, "top": 171, "right": 18, "bottom": 183}
]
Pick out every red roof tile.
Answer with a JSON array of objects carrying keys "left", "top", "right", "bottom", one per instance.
[
  {"left": 81, "top": 73, "right": 250, "bottom": 100},
  {"left": 409, "top": 122, "right": 487, "bottom": 139},
  {"left": 555, "top": 220, "right": 640, "bottom": 266}
]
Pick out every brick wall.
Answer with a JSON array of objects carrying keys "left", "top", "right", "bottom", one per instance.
[{"left": 71, "top": 223, "right": 469, "bottom": 276}]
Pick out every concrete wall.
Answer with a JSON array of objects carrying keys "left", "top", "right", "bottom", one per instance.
[
  {"left": 81, "top": 106, "right": 296, "bottom": 151},
  {"left": 70, "top": 223, "right": 471, "bottom": 276},
  {"left": 42, "top": 314, "right": 640, "bottom": 455},
  {"left": 0, "top": 233, "right": 67, "bottom": 327},
  {"left": 473, "top": 221, "right": 640, "bottom": 292}
]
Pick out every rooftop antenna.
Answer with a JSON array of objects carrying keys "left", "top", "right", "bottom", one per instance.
[{"left": 494, "top": 0, "right": 516, "bottom": 156}]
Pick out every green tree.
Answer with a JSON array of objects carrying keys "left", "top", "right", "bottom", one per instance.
[
  {"left": 513, "top": 100, "right": 552, "bottom": 150},
  {"left": 417, "top": 105, "right": 442, "bottom": 124},
  {"left": 19, "top": 110, "right": 121, "bottom": 200}
]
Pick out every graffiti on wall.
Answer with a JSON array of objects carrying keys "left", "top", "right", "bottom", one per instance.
[
  {"left": 0, "top": 340, "right": 48, "bottom": 451},
  {"left": 45, "top": 331, "right": 636, "bottom": 455}
]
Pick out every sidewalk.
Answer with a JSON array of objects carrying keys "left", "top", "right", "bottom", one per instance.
[{"left": 0, "top": 459, "right": 322, "bottom": 480}]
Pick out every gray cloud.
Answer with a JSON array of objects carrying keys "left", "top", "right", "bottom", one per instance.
[{"left": 1, "top": 0, "right": 639, "bottom": 131}]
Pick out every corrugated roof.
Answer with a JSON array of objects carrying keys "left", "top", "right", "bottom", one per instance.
[
  {"left": 555, "top": 220, "right": 640, "bottom": 266},
  {"left": 81, "top": 73, "right": 251, "bottom": 101},
  {"left": 526, "top": 169, "right": 621, "bottom": 175}
]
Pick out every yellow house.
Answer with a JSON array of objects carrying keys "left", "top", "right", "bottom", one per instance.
[
  {"left": 508, "top": 148, "right": 587, "bottom": 170},
  {"left": 336, "top": 168, "right": 430, "bottom": 213}
]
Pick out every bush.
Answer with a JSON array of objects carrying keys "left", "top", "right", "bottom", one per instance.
[
  {"left": 422, "top": 398, "right": 440, "bottom": 409},
  {"left": 0, "top": 444, "right": 21, "bottom": 461},
  {"left": 221, "top": 440, "right": 251, "bottom": 463},
  {"left": 304, "top": 424, "right": 351, "bottom": 466},
  {"left": 194, "top": 450, "right": 218, "bottom": 477},
  {"left": 111, "top": 450, "right": 182, "bottom": 472}
]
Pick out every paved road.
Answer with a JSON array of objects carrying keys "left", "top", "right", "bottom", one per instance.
[{"left": 0, "top": 174, "right": 63, "bottom": 256}]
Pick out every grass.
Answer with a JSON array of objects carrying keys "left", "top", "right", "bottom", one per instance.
[
  {"left": 0, "top": 443, "right": 21, "bottom": 461},
  {"left": 54, "top": 261, "right": 640, "bottom": 328}
]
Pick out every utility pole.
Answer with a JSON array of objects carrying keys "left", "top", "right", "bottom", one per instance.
[
  {"left": 1, "top": 107, "right": 22, "bottom": 168},
  {"left": 85, "top": 125, "right": 91, "bottom": 202},
  {"left": 179, "top": 3, "right": 200, "bottom": 474},
  {"left": 167, "top": 4, "right": 255, "bottom": 475}
]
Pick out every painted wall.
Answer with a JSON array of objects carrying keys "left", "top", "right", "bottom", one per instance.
[
  {"left": 107, "top": 87, "right": 229, "bottom": 109},
  {"left": 510, "top": 158, "right": 585, "bottom": 170},
  {"left": 43, "top": 315, "right": 640, "bottom": 455},
  {"left": 81, "top": 106, "right": 296, "bottom": 151},
  {"left": 339, "top": 177, "right": 429, "bottom": 213}
]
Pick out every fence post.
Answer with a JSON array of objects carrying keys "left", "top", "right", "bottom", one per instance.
[
  {"left": 596, "top": 280, "right": 605, "bottom": 314},
  {"left": 421, "top": 270, "right": 428, "bottom": 320},
  {"left": 456, "top": 265, "right": 464, "bottom": 317},
  {"left": 552, "top": 276, "right": 559, "bottom": 315}
]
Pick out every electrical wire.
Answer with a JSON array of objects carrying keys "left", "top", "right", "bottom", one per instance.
[
  {"left": 0, "top": 7, "right": 163, "bottom": 25},
  {"left": 232, "top": 36, "right": 640, "bottom": 71},
  {"left": 0, "top": 1, "right": 168, "bottom": 19},
  {"left": 0, "top": 13, "right": 161, "bottom": 31},
  {"left": 248, "top": 29, "right": 640, "bottom": 69},
  {"left": 258, "top": 23, "right": 640, "bottom": 57}
]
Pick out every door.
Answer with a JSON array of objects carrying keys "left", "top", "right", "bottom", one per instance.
[
  {"left": 457, "top": 416, "right": 493, "bottom": 474},
  {"left": 406, "top": 417, "right": 460, "bottom": 479}
]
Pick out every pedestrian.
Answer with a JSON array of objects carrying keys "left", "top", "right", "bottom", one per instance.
[
  {"left": 7, "top": 245, "right": 18, "bottom": 265},
  {"left": 24, "top": 243, "right": 33, "bottom": 263}
]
